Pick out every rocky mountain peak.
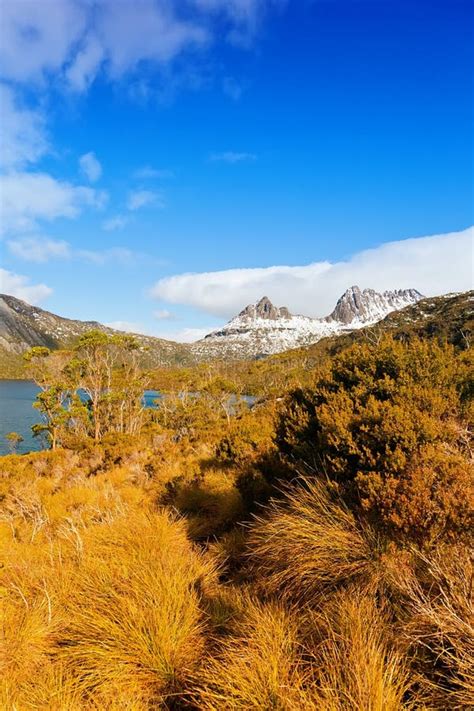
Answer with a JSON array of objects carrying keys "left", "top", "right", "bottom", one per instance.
[
  {"left": 327, "top": 286, "right": 423, "bottom": 325},
  {"left": 239, "top": 296, "right": 292, "bottom": 320}
]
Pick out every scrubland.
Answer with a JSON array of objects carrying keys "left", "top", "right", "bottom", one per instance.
[{"left": 0, "top": 333, "right": 472, "bottom": 709}]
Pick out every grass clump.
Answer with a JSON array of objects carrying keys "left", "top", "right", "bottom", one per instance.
[
  {"left": 57, "top": 511, "right": 217, "bottom": 706},
  {"left": 248, "top": 477, "right": 383, "bottom": 602}
]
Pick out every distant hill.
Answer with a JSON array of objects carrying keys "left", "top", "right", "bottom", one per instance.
[{"left": 0, "top": 294, "right": 192, "bottom": 377}]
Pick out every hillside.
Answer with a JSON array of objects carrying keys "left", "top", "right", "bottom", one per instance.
[
  {"left": 184, "top": 290, "right": 473, "bottom": 397},
  {"left": 0, "top": 294, "right": 192, "bottom": 376}
]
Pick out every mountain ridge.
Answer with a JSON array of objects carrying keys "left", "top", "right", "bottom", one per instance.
[
  {"left": 196, "top": 286, "right": 423, "bottom": 358},
  {"left": 0, "top": 286, "right": 430, "bottom": 373}
]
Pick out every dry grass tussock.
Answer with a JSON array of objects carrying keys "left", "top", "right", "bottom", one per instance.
[
  {"left": 194, "top": 590, "right": 418, "bottom": 711},
  {"left": 0, "top": 509, "right": 218, "bottom": 709},
  {"left": 401, "top": 545, "right": 474, "bottom": 709},
  {"left": 302, "top": 591, "right": 418, "bottom": 711},
  {"left": 248, "top": 477, "right": 386, "bottom": 602}
]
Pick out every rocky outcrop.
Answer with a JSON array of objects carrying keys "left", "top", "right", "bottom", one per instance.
[
  {"left": 239, "top": 297, "right": 292, "bottom": 320},
  {"left": 326, "top": 286, "right": 423, "bottom": 325}
]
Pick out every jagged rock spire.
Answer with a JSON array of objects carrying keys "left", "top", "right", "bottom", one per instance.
[
  {"left": 239, "top": 296, "right": 292, "bottom": 320},
  {"left": 326, "top": 286, "right": 423, "bottom": 325}
]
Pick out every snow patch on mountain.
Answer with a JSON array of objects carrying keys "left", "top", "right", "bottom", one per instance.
[{"left": 195, "top": 287, "right": 423, "bottom": 357}]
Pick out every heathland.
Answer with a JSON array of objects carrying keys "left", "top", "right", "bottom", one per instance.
[{"left": 0, "top": 291, "right": 472, "bottom": 709}]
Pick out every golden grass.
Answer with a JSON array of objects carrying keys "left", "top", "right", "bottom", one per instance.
[
  {"left": 0, "top": 437, "right": 471, "bottom": 709},
  {"left": 57, "top": 511, "right": 217, "bottom": 705},
  {"left": 0, "top": 506, "right": 218, "bottom": 709},
  {"left": 194, "top": 596, "right": 321, "bottom": 710},
  {"left": 248, "top": 478, "right": 383, "bottom": 602},
  {"left": 402, "top": 545, "right": 474, "bottom": 709},
  {"left": 304, "top": 591, "right": 417, "bottom": 711}
]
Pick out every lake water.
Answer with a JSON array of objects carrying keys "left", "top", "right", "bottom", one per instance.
[
  {"left": 0, "top": 381, "right": 166, "bottom": 456},
  {"left": 0, "top": 381, "right": 254, "bottom": 456},
  {"left": 0, "top": 380, "right": 42, "bottom": 455}
]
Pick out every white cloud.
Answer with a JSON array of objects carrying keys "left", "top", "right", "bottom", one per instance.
[
  {"left": 0, "top": 172, "right": 107, "bottom": 234},
  {"left": 133, "top": 166, "right": 174, "bottom": 179},
  {"left": 65, "top": 35, "right": 104, "bottom": 92},
  {"left": 79, "top": 151, "right": 102, "bottom": 182},
  {"left": 5, "top": 235, "right": 136, "bottom": 266},
  {"left": 127, "top": 189, "right": 163, "bottom": 211},
  {"left": 0, "top": 267, "right": 52, "bottom": 304},
  {"left": 154, "top": 326, "right": 216, "bottom": 343},
  {"left": 102, "top": 214, "right": 129, "bottom": 231},
  {"left": 6, "top": 236, "right": 71, "bottom": 263},
  {"left": 0, "top": 0, "right": 86, "bottom": 83},
  {"left": 209, "top": 151, "right": 256, "bottom": 163},
  {"left": 105, "top": 320, "right": 210, "bottom": 342},
  {"left": 153, "top": 308, "right": 175, "bottom": 320},
  {"left": 0, "top": 1, "right": 275, "bottom": 90},
  {"left": 150, "top": 226, "right": 474, "bottom": 319},
  {"left": 0, "top": 83, "right": 48, "bottom": 169}
]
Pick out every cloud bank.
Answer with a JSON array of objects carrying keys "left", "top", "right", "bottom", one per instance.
[{"left": 151, "top": 227, "right": 474, "bottom": 319}]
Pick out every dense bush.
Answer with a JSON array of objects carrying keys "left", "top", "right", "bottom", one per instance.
[{"left": 275, "top": 337, "right": 473, "bottom": 544}]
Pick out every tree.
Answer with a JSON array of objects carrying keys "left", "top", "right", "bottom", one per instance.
[
  {"left": 5, "top": 432, "right": 23, "bottom": 454},
  {"left": 24, "top": 347, "right": 76, "bottom": 450}
]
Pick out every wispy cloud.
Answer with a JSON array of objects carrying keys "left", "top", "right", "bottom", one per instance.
[
  {"left": 150, "top": 226, "right": 474, "bottom": 319},
  {"left": 78, "top": 247, "right": 135, "bottom": 265},
  {"left": 153, "top": 308, "right": 175, "bottom": 320},
  {"left": 102, "top": 214, "right": 128, "bottom": 231},
  {"left": 222, "top": 76, "right": 245, "bottom": 100},
  {"left": 0, "top": 84, "right": 49, "bottom": 170},
  {"left": 6, "top": 235, "right": 137, "bottom": 267},
  {"left": 0, "top": 1, "right": 272, "bottom": 89},
  {"left": 0, "top": 267, "right": 52, "bottom": 304},
  {"left": 209, "top": 151, "right": 257, "bottom": 163},
  {"left": 79, "top": 151, "right": 102, "bottom": 182},
  {"left": 7, "top": 236, "right": 71, "bottom": 263},
  {"left": 0, "top": 172, "right": 107, "bottom": 235},
  {"left": 153, "top": 326, "right": 216, "bottom": 343},
  {"left": 127, "top": 189, "right": 163, "bottom": 211},
  {"left": 133, "top": 166, "right": 174, "bottom": 180}
]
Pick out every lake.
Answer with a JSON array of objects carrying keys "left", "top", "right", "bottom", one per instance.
[
  {"left": 0, "top": 381, "right": 254, "bottom": 456},
  {"left": 0, "top": 381, "right": 165, "bottom": 456},
  {"left": 0, "top": 380, "right": 42, "bottom": 455}
]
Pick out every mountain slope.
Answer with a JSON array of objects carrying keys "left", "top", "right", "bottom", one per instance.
[
  {"left": 0, "top": 294, "right": 192, "bottom": 373},
  {"left": 193, "top": 287, "right": 423, "bottom": 359}
]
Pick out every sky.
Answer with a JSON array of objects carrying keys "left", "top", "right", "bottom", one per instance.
[{"left": 0, "top": 0, "right": 473, "bottom": 342}]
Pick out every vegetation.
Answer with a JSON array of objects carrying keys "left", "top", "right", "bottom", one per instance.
[{"left": 0, "top": 295, "right": 472, "bottom": 709}]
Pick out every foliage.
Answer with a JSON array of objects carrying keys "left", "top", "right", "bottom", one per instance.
[{"left": 275, "top": 336, "right": 473, "bottom": 544}]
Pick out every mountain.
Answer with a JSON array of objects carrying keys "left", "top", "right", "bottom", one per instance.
[
  {"left": 0, "top": 286, "right": 426, "bottom": 376},
  {"left": 326, "top": 286, "right": 424, "bottom": 325},
  {"left": 0, "top": 294, "right": 192, "bottom": 375},
  {"left": 193, "top": 287, "right": 423, "bottom": 358}
]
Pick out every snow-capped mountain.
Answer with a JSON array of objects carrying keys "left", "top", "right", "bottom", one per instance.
[
  {"left": 194, "top": 287, "right": 423, "bottom": 358},
  {"left": 326, "top": 286, "right": 424, "bottom": 325}
]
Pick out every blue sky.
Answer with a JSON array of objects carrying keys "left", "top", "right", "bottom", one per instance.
[{"left": 0, "top": 0, "right": 472, "bottom": 340}]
